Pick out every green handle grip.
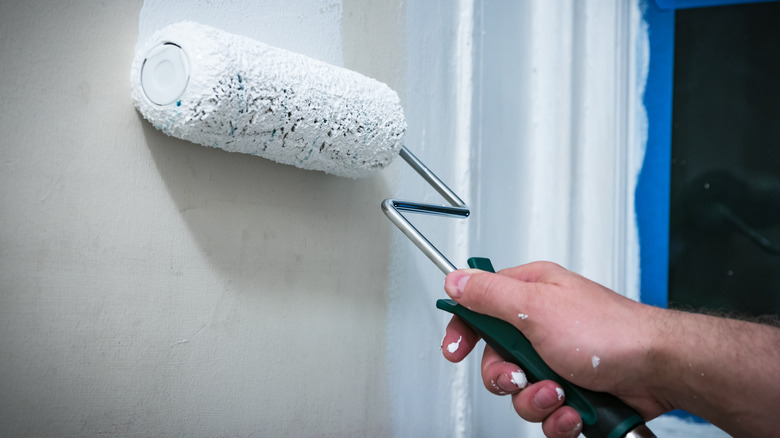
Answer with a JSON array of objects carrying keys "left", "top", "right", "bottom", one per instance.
[{"left": 436, "top": 257, "right": 645, "bottom": 438}]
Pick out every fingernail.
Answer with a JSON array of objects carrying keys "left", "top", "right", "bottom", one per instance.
[
  {"left": 556, "top": 414, "right": 582, "bottom": 437},
  {"left": 534, "top": 386, "right": 564, "bottom": 410},
  {"left": 510, "top": 370, "right": 528, "bottom": 388},
  {"left": 558, "top": 421, "right": 582, "bottom": 438},
  {"left": 497, "top": 369, "right": 527, "bottom": 392},
  {"left": 444, "top": 271, "right": 471, "bottom": 299}
]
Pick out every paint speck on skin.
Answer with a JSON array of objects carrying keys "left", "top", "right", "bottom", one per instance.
[
  {"left": 491, "top": 380, "right": 507, "bottom": 395},
  {"left": 447, "top": 336, "right": 462, "bottom": 354},
  {"left": 556, "top": 387, "right": 565, "bottom": 400},
  {"left": 518, "top": 313, "right": 529, "bottom": 320},
  {"left": 510, "top": 370, "right": 527, "bottom": 389},
  {"left": 591, "top": 355, "right": 600, "bottom": 368}
]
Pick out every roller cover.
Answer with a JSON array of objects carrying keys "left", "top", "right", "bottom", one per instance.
[{"left": 131, "top": 22, "right": 406, "bottom": 178}]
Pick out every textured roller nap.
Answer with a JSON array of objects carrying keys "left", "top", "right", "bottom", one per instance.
[{"left": 131, "top": 22, "right": 406, "bottom": 178}]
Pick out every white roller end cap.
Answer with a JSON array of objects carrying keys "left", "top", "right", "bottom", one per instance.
[{"left": 140, "top": 43, "right": 189, "bottom": 106}]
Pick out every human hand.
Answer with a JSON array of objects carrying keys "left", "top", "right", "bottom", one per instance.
[{"left": 441, "top": 262, "right": 669, "bottom": 437}]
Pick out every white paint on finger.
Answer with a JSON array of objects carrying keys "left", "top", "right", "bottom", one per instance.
[
  {"left": 510, "top": 370, "right": 528, "bottom": 389},
  {"left": 447, "top": 336, "right": 463, "bottom": 354}
]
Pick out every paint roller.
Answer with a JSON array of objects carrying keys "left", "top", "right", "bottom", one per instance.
[{"left": 131, "top": 22, "right": 655, "bottom": 438}]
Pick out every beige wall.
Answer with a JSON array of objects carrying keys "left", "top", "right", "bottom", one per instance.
[{"left": 0, "top": 1, "right": 401, "bottom": 435}]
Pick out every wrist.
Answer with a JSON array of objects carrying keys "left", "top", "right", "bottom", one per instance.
[
  {"left": 644, "top": 309, "right": 774, "bottom": 423},
  {"left": 643, "top": 306, "right": 686, "bottom": 413}
]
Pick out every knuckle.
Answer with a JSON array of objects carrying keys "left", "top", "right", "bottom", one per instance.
[{"left": 530, "top": 260, "right": 560, "bottom": 270}]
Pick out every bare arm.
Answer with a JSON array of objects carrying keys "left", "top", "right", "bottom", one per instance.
[
  {"left": 651, "top": 309, "right": 780, "bottom": 437},
  {"left": 441, "top": 262, "right": 780, "bottom": 438}
]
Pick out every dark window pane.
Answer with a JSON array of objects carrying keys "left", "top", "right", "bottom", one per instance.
[{"left": 669, "top": 2, "right": 780, "bottom": 318}]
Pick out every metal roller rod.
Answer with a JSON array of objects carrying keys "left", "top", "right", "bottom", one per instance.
[{"left": 381, "top": 146, "right": 470, "bottom": 274}]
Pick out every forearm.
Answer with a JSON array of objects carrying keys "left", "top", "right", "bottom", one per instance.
[{"left": 651, "top": 310, "right": 780, "bottom": 437}]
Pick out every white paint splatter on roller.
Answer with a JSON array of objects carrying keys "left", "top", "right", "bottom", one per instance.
[
  {"left": 510, "top": 370, "right": 527, "bottom": 389},
  {"left": 592, "top": 355, "right": 600, "bottom": 368},
  {"left": 447, "top": 336, "right": 463, "bottom": 354},
  {"left": 131, "top": 22, "right": 405, "bottom": 178}
]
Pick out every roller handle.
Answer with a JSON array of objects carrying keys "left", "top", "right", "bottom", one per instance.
[{"left": 436, "top": 257, "right": 652, "bottom": 438}]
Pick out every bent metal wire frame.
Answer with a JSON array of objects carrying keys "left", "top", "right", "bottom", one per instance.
[{"left": 381, "top": 146, "right": 470, "bottom": 274}]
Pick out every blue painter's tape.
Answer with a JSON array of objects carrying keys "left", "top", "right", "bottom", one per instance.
[{"left": 637, "top": 0, "right": 674, "bottom": 309}]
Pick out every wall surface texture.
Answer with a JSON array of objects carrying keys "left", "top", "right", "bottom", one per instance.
[
  {"left": 0, "top": 1, "right": 729, "bottom": 437},
  {"left": 1, "top": 1, "right": 398, "bottom": 436}
]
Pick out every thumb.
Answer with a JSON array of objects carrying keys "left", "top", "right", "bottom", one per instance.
[{"left": 444, "top": 269, "right": 540, "bottom": 330}]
